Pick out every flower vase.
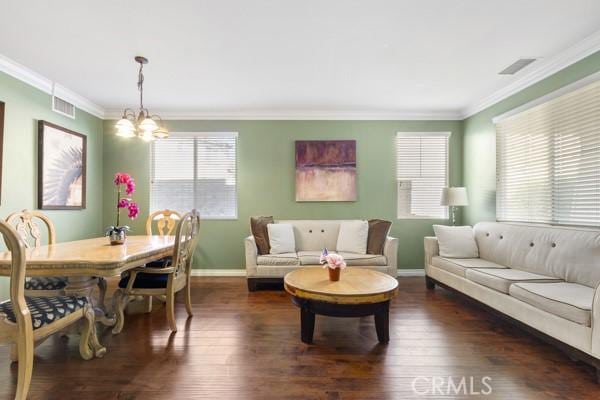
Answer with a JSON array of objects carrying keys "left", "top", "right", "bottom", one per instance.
[
  {"left": 328, "top": 267, "right": 341, "bottom": 282},
  {"left": 109, "top": 230, "right": 126, "bottom": 245}
]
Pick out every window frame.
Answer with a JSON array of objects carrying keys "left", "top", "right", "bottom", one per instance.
[
  {"left": 395, "top": 131, "right": 451, "bottom": 220},
  {"left": 149, "top": 131, "right": 239, "bottom": 220}
]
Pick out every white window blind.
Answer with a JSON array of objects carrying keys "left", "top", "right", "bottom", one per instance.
[
  {"left": 151, "top": 132, "right": 238, "bottom": 219},
  {"left": 495, "top": 77, "right": 600, "bottom": 227},
  {"left": 396, "top": 132, "right": 449, "bottom": 219}
]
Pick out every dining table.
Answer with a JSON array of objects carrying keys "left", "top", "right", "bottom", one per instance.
[{"left": 0, "top": 235, "right": 175, "bottom": 330}]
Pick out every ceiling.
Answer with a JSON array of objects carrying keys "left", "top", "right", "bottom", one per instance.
[{"left": 1, "top": 0, "right": 600, "bottom": 119}]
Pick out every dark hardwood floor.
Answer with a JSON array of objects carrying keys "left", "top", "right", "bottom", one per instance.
[{"left": 1, "top": 277, "right": 598, "bottom": 399}]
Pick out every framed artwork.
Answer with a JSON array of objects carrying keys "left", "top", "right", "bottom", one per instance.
[
  {"left": 38, "top": 121, "right": 87, "bottom": 209},
  {"left": 0, "top": 101, "right": 4, "bottom": 205},
  {"left": 295, "top": 140, "right": 357, "bottom": 201}
]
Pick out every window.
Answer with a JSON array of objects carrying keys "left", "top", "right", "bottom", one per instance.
[
  {"left": 495, "top": 76, "right": 600, "bottom": 227},
  {"left": 151, "top": 132, "right": 238, "bottom": 219},
  {"left": 396, "top": 132, "right": 449, "bottom": 219}
]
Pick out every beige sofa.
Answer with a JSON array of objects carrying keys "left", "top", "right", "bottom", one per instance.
[
  {"left": 246, "top": 220, "right": 398, "bottom": 291},
  {"left": 425, "top": 221, "right": 600, "bottom": 380}
]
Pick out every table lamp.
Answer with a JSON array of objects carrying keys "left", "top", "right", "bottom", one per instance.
[{"left": 441, "top": 187, "right": 469, "bottom": 226}]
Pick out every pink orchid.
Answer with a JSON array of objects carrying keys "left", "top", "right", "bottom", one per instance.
[
  {"left": 127, "top": 202, "right": 139, "bottom": 219},
  {"left": 114, "top": 172, "right": 131, "bottom": 185},
  {"left": 125, "top": 178, "right": 135, "bottom": 195},
  {"left": 320, "top": 253, "right": 346, "bottom": 270},
  {"left": 113, "top": 172, "right": 140, "bottom": 227}
]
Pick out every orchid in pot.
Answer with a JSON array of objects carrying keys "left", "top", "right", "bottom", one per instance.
[
  {"left": 320, "top": 248, "right": 346, "bottom": 282},
  {"left": 106, "top": 172, "right": 139, "bottom": 245}
]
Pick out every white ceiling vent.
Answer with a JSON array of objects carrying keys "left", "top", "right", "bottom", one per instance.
[
  {"left": 52, "top": 95, "right": 76, "bottom": 119},
  {"left": 499, "top": 58, "right": 537, "bottom": 75}
]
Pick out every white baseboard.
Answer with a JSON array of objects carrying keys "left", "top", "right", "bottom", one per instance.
[
  {"left": 190, "top": 268, "right": 425, "bottom": 277},
  {"left": 397, "top": 268, "right": 425, "bottom": 277}
]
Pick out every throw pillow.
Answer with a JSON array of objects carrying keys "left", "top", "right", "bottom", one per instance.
[
  {"left": 336, "top": 220, "right": 369, "bottom": 254},
  {"left": 267, "top": 223, "right": 296, "bottom": 254},
  {"left": 250, "top": 216, "right": 274, "bottom": 255},
  {"left": 432, "top": 225, "right": 479, "bottom": 258},
  {"left": 367, "top": 219, "right": 392, "bottom": 255}
]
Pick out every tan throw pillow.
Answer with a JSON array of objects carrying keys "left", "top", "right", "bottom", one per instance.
[
  {"left": 250, "top": 216, "right": 274, "bottom": 255},
  {"left": 367, "top": 219, "right": 392, "bottom": 255}
]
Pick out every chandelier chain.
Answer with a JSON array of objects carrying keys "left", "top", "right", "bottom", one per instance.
[{"left": 137, "top": 62, "right": 145, "bottom": 110}]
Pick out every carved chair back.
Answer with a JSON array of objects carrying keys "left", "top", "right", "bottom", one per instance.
[
  {"left": 5, "top": 210, "right": 56, "bottom": 248},
  {"left": 146, "top": 209, "right": 182, "bottom": 236},
  {"left": 171, "top": 210, "right": 201, "bottom": 278},
  {"left": 0, "top": 220, "right": 30, "bottom": 337}
]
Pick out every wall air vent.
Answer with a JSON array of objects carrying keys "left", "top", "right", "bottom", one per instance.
[
  {"left": 499, "top": 58, "right": 537, "bottom": 75},
  {"left": 52, "top": 95, "right": 76, "bottom": 119}
]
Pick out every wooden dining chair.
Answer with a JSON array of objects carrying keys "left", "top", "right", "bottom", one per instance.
[
  {"left": 112, "top": 210, "right": 200, "bottom": 334},
  {"left": 0, "top": 220, "right": 105, "bottom": 400},
  {"left": 146, "top": 209, "right": 182, "bottom": 237},
  {"left": 5, "top": 210, "right": 108, "bottom": 307},
  {"left": 140, "top": 209, "right": 182, "bottom": 312}
]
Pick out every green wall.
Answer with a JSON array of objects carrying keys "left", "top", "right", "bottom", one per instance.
[
  {"left": 0, "top": 71, "right": 104, "bottom": 297},
  {"left": 103, "top": 120, "right": 463, "bottom": 269},
  {"left": 463, "top": 50, "right": 600, "bottom": 224}
]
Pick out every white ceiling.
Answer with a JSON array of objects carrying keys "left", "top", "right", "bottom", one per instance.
[{"left": 1, "top": 0, "right": 600, "bottom": 119}]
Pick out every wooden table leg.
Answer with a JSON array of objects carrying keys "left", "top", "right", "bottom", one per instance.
[
  {"left": 374, "top": 301, "right": 390, "bottom": 344},
  {"left": 64, "top": 276, "right": 116, "bottom": 327},
  {"left": 300, "top": 305, "right": 315, "bottom": 344}
]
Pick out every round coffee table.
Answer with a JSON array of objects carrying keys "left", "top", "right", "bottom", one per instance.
[{"left": 284, "top": 267, "right": 398, "bottom": 344}]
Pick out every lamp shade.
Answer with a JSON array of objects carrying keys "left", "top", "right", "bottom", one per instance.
[{"left": 441, "top": 187, "right": 469, "bottom": 206}]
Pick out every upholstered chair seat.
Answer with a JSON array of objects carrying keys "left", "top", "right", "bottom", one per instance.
[
  {"left": 118, "top": 273, "right": 169, "bottom": 289},
  {"left": 24, "top": 277, "right": 68, "bottom": 291},
  {"left": 0, "top": 296, "right": 88, "bottom": 329}
]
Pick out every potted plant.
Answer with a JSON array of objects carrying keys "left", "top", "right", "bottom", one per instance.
[
  {"left": 106, "top": 172, "right": 139, "bottom": 245},
  {"left": 319, "top": 248, "right": 346, "bottom": 282}
]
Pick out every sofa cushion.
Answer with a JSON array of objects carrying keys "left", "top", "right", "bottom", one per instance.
[
  {"left": 255, "top": 264, "right": 390, "bottom": 278},
  {"left": 473, "top": 222, "right": 600, "bottom": 288},
  {"left": 278, "top": 220, "right": 343, "bottom": 251},
  {"left": 431, "top": 256, "right": 507, "bottom": 278},
  {"left": 337, "top": 252, "right": 387, "bottom": 266},
  {"left": 267, "top": 223, "right": 296, "bottom": 254},
  {"left": 367, "top": 219, "right": 392, "bottom": 255},
  {"left": 337, "top": 221, "right": 369, "bottom": 254},
  {"left": 509, "top": 282, "right": 594, "bottom": 326},
  {"left": 257, "top": 252, "right": 299, "bottom": 266},
  {"left": 466, "top": 268, "right": 562, "bottom": 294},
  {"left": 298, "top": 250, "right": 335, "bottom": 265},
  {"left": 433, "top": 225, "right": 479, "bottom": 258},
  {"left": 250, "top": 216, "right": 274, "bottom": 255}
]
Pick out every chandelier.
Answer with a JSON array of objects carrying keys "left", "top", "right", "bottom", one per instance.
[{"left": 115, "top": 56, "right": 169, "bottom": 141}]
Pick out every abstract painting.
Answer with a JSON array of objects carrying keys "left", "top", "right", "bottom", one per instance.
[
  {"left": 295, "top": 140, "right": 356, "bottom": 201},
  {"left": 38, "top": 121, "right": 87, "bottom": 209}
]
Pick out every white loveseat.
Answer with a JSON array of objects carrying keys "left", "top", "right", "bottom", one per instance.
[
  {"left": 246, "top": 220, "right": 398, "bottom": 291},
  {"left": 425, "top": 221, "right": 600, "bottom": 380}
]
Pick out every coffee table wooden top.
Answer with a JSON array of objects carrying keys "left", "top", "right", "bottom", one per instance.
[{"left": 284, "top": 267, "right": 398, "bottom": 304}]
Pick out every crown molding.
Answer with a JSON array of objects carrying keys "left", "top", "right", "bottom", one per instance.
[
  {"left": 461, "top": 29, "right": 600, "bottom": 119},
  {"left": 0, "top": 53, "right": 105, "bottom": 119},
  {"left": 4, "top": 26, "right": 600, "bottom": 123},
  {"left": 104, "top": 109, "right": 462, "bottom": 121}
]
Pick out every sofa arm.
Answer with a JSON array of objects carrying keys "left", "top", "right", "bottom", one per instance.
[
  {"left": 244, "top": 236, "right": 258, "bottom": 277},
  {"left": 592, "top": 284, "right": 600, "bottom": 357},
  {"left": 424, "top": 236, "right": 439, "bottom": 269},
  {"left": 383, "top": 236, "right": 399, "bottom": 277}
]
